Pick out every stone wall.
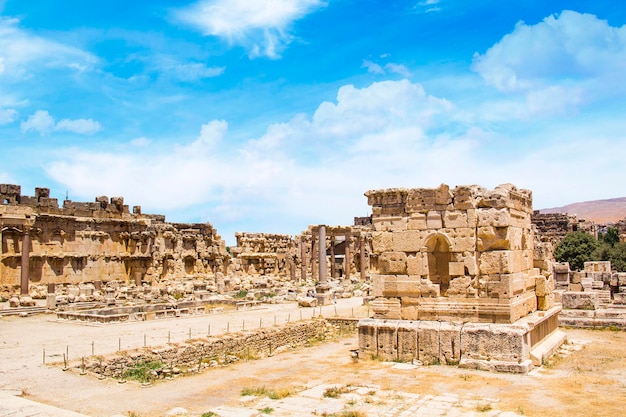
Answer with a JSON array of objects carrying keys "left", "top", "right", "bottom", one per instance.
[
  {"left": 365, "top": 183, "right": 552, "bottom": 324},
  {"left": 0, "top": 185, "right": 230, "bottom": 298},
  {"left": 79, "top": 318, "right": 355, "bottom": 379},
  {"left": 532, "top": 212, "right": 596, "bottom": 247}
]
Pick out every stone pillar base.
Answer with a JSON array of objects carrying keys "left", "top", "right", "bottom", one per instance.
[
  {"left": 357, "top": 305, "right": 563, "bottom": 373},
  {"left": 46, "top": 294, "right": 57, "bottom": 310}
]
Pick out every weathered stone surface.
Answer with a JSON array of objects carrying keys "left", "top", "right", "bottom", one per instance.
[
  {"left": 379, "top": 252, "right": 407, "bottom": 275},
  {"left": 562, "top": 291, "right": 599, "bottom": 310}
]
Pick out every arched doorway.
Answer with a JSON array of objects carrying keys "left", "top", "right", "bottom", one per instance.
[{"left": 425, "top": 234, "right": 451, "bottom": 296}]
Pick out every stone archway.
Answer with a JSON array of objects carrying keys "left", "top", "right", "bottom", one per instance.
[{"left": 425, "top": 234, "right": 451, "bottom": 296}]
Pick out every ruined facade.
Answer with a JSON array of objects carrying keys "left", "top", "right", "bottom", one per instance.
[
  {"left": 0, "top": 185, "right": 230, "bottom": 298},
  {"left": 358, "top": 184, "right": 564, "bottom": 372},
  {"left": 532, "top": 212, "right": 597, "bottom": 247}
]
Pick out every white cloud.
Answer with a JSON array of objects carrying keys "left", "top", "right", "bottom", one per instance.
[
  {"left": 0, "top": 107, "right": 17, "bottom": 124},
  {"left": 362, "top": 59, "right": 412, "bottom": 78},
  {"left": 0, "top": 17, "right": 97, "bottom": 78},
  {"left": 362, "top": 59, "right": 385, "bottom": 75},
  {"left": 154, "top": 55, "right": 225, "bottom": 81},
  {"left": 130, "top": 137, "right": 151, "bottom": 147},
  {"left": 175, "top": 0, "right": 326, "bottom": 58},
  {"left": 21, "top": 110, "right": 102, "bottom": 136},
  {"left": 55, "top": 118, "right": 102, "bottom": 135},
  {"left": 472, "top": 11, "right": 626, "bottom": 96},
  {"left": 20, "top": 110, "right": 55, "bottom": 135}
]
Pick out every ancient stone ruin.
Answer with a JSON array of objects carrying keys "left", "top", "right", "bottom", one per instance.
[
  {"left": 0, "top": 184, "right": 230, "bottom": 308},
  {"left": 358, "top": 184, "right": 565, "bottom": 372},
  {"left": 554, "top": 261, "right": 626, "bottom": 328}
]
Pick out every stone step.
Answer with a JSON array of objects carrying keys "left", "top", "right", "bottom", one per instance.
[
  {"left": 531, "top": 329, "right": 567, "bottom": 366},
  {"left": 0, "top": 306, "right": 48, "bottom": 316}
]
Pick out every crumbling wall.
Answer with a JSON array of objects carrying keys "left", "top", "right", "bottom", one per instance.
[
  {"left": 365, "top": 184, "right": 554, "bottom": 324},
  {"left": 0, "top": 185, "right": 230, "bottom": 298},
  {"left": 79, "top": 318, "right": 355, "bottom": 379}
]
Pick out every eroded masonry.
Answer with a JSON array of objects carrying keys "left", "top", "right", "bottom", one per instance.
[
  {"left": 2, "top": 182, "right": 605, "bottom": 373},
  {"left": 358, "top": 184, "right": 565, "bottom": 372},
  {"left": 0, "top": 185, "right": 230, "bottom": 300}
]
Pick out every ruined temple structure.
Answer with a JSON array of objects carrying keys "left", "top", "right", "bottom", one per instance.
[
  {"left": 554, "top": 261, "right": 626, "bottom": 329},
  {"left": 229, "top": 233, "right": 296, "bottom": 278},
  {"left": 532, "top": 212, "right": 597, "bottom": 247},
  {"left": 0, "top": 185, "right": 230, "bottom": 299},
  {"left": 358, "top": 184, "right": 565, "bottom": 373},
  {"left": 302, "top": 225, "right": 373, "bottom": 304}
]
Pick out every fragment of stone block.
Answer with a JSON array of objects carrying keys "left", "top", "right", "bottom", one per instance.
[
  {"left": 561, "top": 291, "right": 599, "bottom": 310},
  {"left": 379, "top": 251, "right": 407, "bottom": 275}
]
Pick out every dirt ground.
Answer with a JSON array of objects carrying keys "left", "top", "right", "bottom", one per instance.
[{"left": 1, "top": 299, "right": 625, "bottom": 417}]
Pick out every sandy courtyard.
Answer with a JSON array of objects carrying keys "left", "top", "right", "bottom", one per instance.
[{"left": 1, "top": 299, "right": 625, "bottom": 417}]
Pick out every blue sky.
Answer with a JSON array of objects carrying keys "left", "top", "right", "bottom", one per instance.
[{"left": 1, "top": 0, "right": 626, "bottom": 244}]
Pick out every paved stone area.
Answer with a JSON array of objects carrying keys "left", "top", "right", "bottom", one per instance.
[
  {"left": 0, "top": 390, "right": 91, "bottom": 417},
  {"left": 211, "top": 381, "right": 524, "bottom": 417}
]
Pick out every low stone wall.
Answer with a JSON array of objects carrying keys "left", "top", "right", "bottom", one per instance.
[
  {"left": 358, "top": 306, "right": 563, "bottom": 373},
  {"left": 78, "top": 318, "right": 356, "bottom": 379}
]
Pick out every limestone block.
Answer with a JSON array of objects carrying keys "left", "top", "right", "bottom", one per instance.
[
  {"left": 371, "top": 297, "right": 401, "bottom": 319},
  {"left": 614, "top": 293, "right": 626, "bottom": 305},
  {"left": 466, "top": 208, "right": 478, "bottom": 227},
  {"left": 392, "top": 230, "right": 423, "bottom": 252},
  {"left": 376, "top": 320, "right": 399, "bottom": 358},
  {"left": 571, "top": 272, "right": 583, "bottom": 284},
  {"left": 406, "top": 254, "right": 424, "bottom": 276},
  {"left": 554, "top": 262, "right": 571, "bottom": 274},
  {"left": 397, "top": 321, "right": 419, "bottom": 361},
  {"left": 371, "top": 232, "right": 393, "bottom": 253},
  {"left": 426, "top": 212, "right": 443, "bottom": 229},
  {"left": 439, "top": 321, "right": 462, "bottom": 365},
  {"left": 379, "top": 252, "right": 407, "bottom": 275},
  {"left": 407, "top": 213, "right": 427, "bottom": 230},
  {"left": 562, "top": 291, "right": 598, "bottom": 310},
  {"left": 477, "top": 226, "right": 510, "bottom": 251},
  {"left": 618, "top": 273, "right": 626, "bottom": 286},
  {"left": 449, "top": 227, "right": 475, "bottom": 252},
  {"left": 464, "top": 256, "right": 478, "bottom": 276},
  {"left": 400, "top": 304, "right": 418, "bottom": 321},
  {"left": 382, "top": 275, "right": 397, "bottom": 296},
  {"left": 357, "top": 318, "right": 378, "bottom": 352},
  {"left": 419, "top": 278, "right": 440, "bottom": 297},
  {"left": 461, "top": 323, "right": 529, "bottom": 363},
  {"left": 443, "top": 211, "right": 468, "bottom": 228},
  {"left": 371, "top": 274, "right": 385, "bottom": 297},
  {"left": 537, "top": 293, "right": 555, "bottom": 311},
  {"left": 568, "top": 283, "right": 582, "bottom": 291},
  {"left": 584, "top": 261, "right": 611, "bottom": 273},
  {"left": 535, "top": 275, "right": 554, "bottom": 297},
  {"left": 447, "top": 276, "right": 477, "bottom": 298},
  {"left": 508, "top": 227, "right": 523, "bottom": 250},
  {"left": 389, "top": 275, "right": 421, "bottom": 298},
  {"left": 448, "top": 261, "right": 465, "bottom": 277},
  {"left": 418, "top": 321, "right": 440, "bottom": 365},
  {"left": 478, "top": 250, "right": 520, "bottom": 275},
  {"left": 477, "top": 208, "right": 511, "bottom": 228},
  {"left": 484, "top": 275, "right": 513, "bottom": 299}
]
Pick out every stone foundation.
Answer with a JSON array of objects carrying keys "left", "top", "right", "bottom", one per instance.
[{"left": 358, "top": 305, "right": 563, "bottom": 373}]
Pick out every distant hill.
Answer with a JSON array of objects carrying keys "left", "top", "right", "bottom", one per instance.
[{"left": 539, "top": 197, "right": 626, "bottom": 224}]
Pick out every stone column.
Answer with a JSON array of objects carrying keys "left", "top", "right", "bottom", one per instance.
[
  {"left": 318, "top": 225, "right": 326, "bottom": 283},
  {"left": 20, "top": 229, "right": 30, "bottom": 295},
  {"left": 316, "top": 225, "right": 332, "bottom": 305},
  {"left": 344, "top": 238, "right": 351, "bottom": 281},
  {"left": 330, "top": 235, "right": 336, "bottom": 278},
  {"left": 312, "top": 238, "right": 318, "bottom": 281},
  {"left": 300, "top": 240, "right": 307, "bottom": 281},
  {"left": 360, "top": 235, "right": 366, "bottom": 282}
]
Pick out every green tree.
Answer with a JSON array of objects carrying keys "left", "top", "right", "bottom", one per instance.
[
  {"left": 554, "top": 231, "right": 599, "bottom": 271},
  {"left": 599, "top": 227, "right": 620, "bottom": 247}
]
